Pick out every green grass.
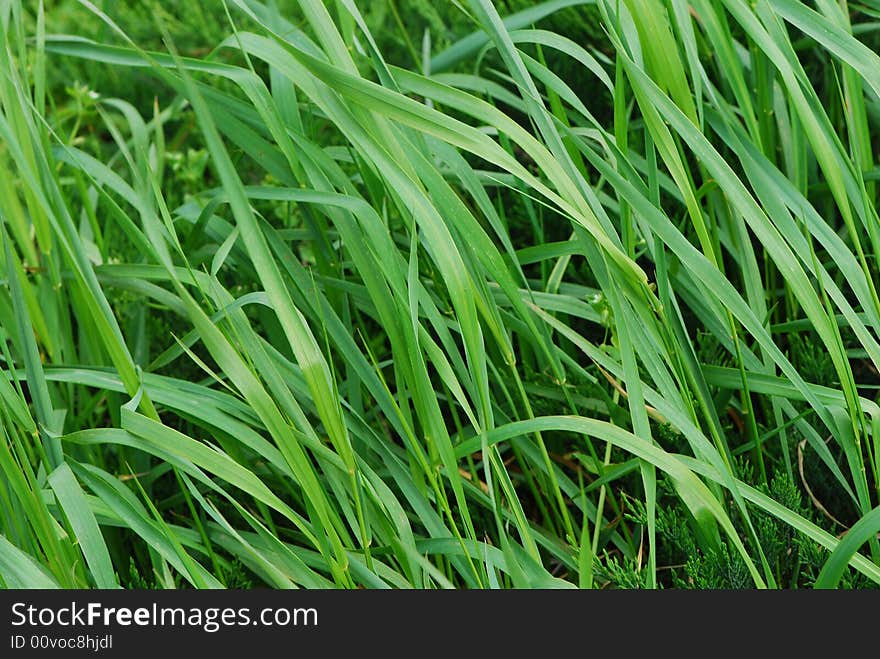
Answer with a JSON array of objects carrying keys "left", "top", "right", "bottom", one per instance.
[{"left": 1, "top": 0, "right": 879, "bottom": 589}]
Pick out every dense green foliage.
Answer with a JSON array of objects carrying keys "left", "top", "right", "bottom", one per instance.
[{"left": 1, "top": 0, "right": 880, "bottom": 589}]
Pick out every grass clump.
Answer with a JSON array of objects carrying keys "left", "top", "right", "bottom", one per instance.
[{"left": 0, "top": 0, "right": 879, "bottom": 590}]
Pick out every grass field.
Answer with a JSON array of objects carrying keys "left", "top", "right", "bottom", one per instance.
[{"left": 1, "top": 0, "right": 880, "bottom": 589}]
